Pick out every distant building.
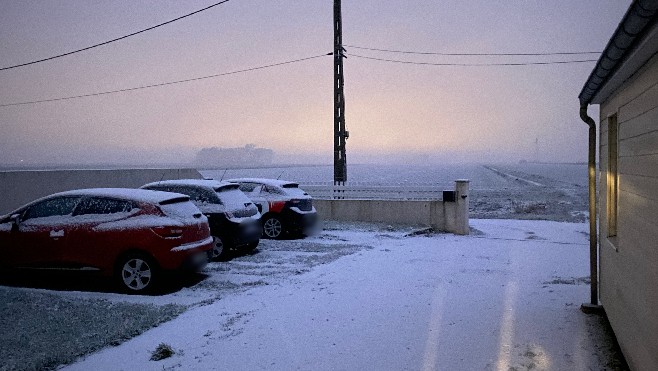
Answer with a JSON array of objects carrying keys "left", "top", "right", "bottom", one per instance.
[
  {"left": 195, "top": 144, "right": 274, "bottom": 168},
  {"left": 579, "top": 1, "right": 658, "bottom": 370}
]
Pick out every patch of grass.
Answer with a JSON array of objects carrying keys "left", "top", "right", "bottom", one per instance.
[
  {"left": 150, "top": 343, "right": 175, "bottom": 361},
  {"left": 543, "top": 276, "right": 590, "bottom": 285},
  {"left": 0, "top": 288, "right": 185, "bottom": 370},
  {"left": 513, "top": 201, "right": 548, "bottom": 214}
]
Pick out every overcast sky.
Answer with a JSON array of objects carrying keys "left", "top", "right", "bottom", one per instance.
[{"left": 0, "top": 0, "right": 631, "bottom": 166}]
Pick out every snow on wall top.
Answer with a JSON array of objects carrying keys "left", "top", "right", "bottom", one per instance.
[{"left": 227, "top": 178, "right": 298, "bottom": 188}]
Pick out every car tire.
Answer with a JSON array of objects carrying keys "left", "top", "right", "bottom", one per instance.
[
  {"left": 116, "top": 252, "right": 158, "bottom": 293},
  {"left": 209, "top": 236, "right": 229, "bottom": 261},
  {"left": 262, "top": 216, "right": 284, "bottom": 239}
]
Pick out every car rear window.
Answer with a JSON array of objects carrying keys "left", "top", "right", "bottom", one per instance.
[
  {"left": 281, "top": 186, "right": 309, "bottom": 198},
  {"left": 216, "top": 188, "right": 253, "bottom": 211},
  {"left": 158, "top": 200, "right": 201, "bottom": 221},
  {"left": 149, "top": 185, "right": 219, "bottom": 204},
  {"left": 263, "top": 185, "right": 285, "bottom": 195}
]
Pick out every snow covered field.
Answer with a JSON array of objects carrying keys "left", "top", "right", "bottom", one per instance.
[
  {"left": 1, "top": 219, "right": 626, "bottom": 370},
  {"left": 202, "top": 163, "right": 590, "bottom": 222},
  {"left": 201, "top": 163, "right": 588, "bottom": 188}
]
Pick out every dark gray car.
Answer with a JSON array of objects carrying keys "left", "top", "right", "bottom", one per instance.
[{"left": 141, "top": 179, "right": 261, "bottom": 260}]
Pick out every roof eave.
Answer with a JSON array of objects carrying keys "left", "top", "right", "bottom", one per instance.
[{"left": 579, "top": 0, "right": 658, "bottom": 107}]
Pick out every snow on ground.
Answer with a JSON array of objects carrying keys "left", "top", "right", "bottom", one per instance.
[{"left": 61, "top": 219, "right": 623, "bottom": 371}]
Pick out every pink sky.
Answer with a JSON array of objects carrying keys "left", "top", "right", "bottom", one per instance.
[{"left": 0, "top": 1, "right": 630, "bottom": 166}]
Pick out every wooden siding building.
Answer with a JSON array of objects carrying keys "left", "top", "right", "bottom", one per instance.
[{"left": 579, "top": 1, "right": 658, "bottom": 370}]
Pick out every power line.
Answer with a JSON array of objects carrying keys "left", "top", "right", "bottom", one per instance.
[
  {"left": 0, "top": 0, "right": 231, "bottom": 72},
  {"left": 347, "top": 53, "right": 598, "bottom": 66},
  {"left": 344, "top": 44, "right": 602, "bottom": 56},
  {"left": 0, "top": 53, "right": 332, "bottom": 107}
]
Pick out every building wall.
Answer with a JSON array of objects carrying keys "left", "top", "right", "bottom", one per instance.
[
  {"left": 599, "top": 51, "right": 658, "bottom": 371},
  {"left": 0, "top": 168, "right": 203, "bottom": 214}
]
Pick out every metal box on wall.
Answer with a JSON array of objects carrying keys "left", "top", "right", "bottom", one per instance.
[{"left": 443, "top": 190, "right": 456, "bottom": 202}]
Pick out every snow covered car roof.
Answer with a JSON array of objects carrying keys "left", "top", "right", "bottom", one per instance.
[
  {"left": 226, "top": 178, "right": 299, "bottom": 188},
  {"left": 52, "top": 188, "right": 190, "bottom": 205},
  {"left": 141, "top": 179, "right": 238, "bottom": 191}
]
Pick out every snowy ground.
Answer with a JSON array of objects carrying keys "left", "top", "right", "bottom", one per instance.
[{"left": 0, "top": 219, "right": 624, "bottom": 370}]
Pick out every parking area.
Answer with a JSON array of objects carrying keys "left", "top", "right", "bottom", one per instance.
[
  {"left": 0, "top": 222, "right": 379, "bottom": 370},
  {"left": 1, "top": 220, "right": 627, "bottom": 371}
]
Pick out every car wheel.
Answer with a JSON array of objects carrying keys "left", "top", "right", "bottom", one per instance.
[
  {"left": 263, "top": 216, "right": 283, "bottom": 239},
  {"left": 210, "top": 236, "right": 228, "bottom": 261},
  {"left": 116, "top": 253, "right": 157, "bottom": 293}
]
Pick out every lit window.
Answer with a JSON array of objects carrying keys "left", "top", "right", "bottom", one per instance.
[{"left": 607, "top": 114, "right": 618, "bottom": 238}]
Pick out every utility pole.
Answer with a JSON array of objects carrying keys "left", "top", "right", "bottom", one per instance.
[{"left": 333, "top": 0, "right": 348, "bottom": 183}]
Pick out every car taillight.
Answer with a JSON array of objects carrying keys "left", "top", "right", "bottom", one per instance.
[
  {"left": 289, "top": 199, "right": 300, "bottom": 205},
  {"left": 151, "top": 226, "right": 184, "bottom": 239}
]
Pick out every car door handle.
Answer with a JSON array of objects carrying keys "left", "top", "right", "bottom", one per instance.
[{"left": 49, "top": 230, "right": 65, "bottom": 238}]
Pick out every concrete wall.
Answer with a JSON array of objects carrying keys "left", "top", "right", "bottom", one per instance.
[
  {"left": 0, "top": 168, "right": 203, "bottom": 214},
  {"left": 314, "top": 180, "right": 469, "bottom": 235},
  {"left": 599, "top": 48, "right": 658, "bottom": 370}
]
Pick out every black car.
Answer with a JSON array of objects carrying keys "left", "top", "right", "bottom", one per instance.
[
  {"left": 227, "top": 178, "right": 318, "bottom": 239},
  {"left": 141, "top": 179, "right": 261, "bottom": 259}
]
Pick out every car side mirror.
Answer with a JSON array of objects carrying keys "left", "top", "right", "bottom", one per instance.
[{"left": 10, "top": 214, "right": 20, "bottom": 232}]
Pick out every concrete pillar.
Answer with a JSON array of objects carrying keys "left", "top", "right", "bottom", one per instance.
[
  {"left": 454, "top": 179, "right": 470, "bottom": 235},
  {"left": 429, "top": 200, "right": 444, "bottom": 232}
]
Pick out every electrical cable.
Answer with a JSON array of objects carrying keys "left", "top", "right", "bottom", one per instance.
[
  {"left": 343, "top": 44, "right": 602, "bottom": 56},
  {"left": 0, "top": 0, "right": 231, "bottom": 72},
  {"left": 346, "top": 53, "right": 598, "bottom": 66},
  {"left": 0, "top": 53, "right": 332, "bottom": 107}
]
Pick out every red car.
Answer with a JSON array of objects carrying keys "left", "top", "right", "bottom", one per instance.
[{"left": 0, "top": 188, "right": 213, "bottom": 293}]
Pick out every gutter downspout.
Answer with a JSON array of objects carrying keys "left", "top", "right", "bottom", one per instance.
[{"left": 579, "top": 105, "right": 602, "bottom": 313}]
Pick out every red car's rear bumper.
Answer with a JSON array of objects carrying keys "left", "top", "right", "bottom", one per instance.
[{"left": 157, "top": 236, "right": 213, "bottom": 271}]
